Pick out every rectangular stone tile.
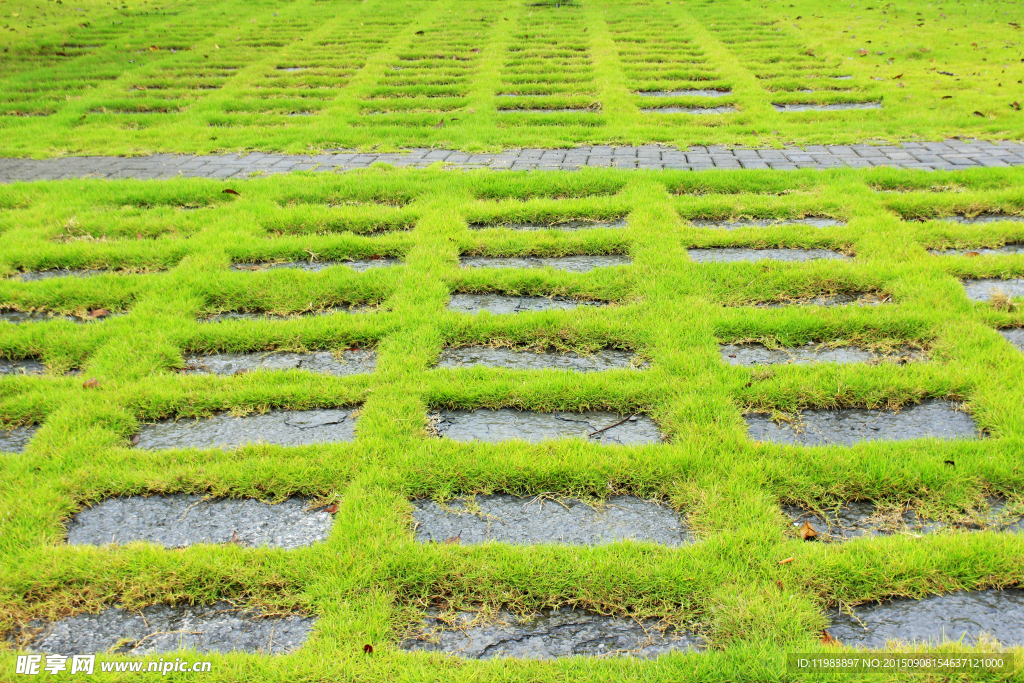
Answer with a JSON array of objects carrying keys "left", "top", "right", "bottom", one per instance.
[
  {"left": 411, "top": 494, "right": 690, "bottom": 546},
  {"left": 430, "top": 409, "right": 663, "bottom": 445},
  {"left": 134, "top": 408, "right": 359, "bottom": 450},
  {"left": 746, "top": 399, "right": 979, "bottom": 446}
]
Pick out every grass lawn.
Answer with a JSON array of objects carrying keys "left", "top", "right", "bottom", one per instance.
[
  {"left": 0, "top": 0, "right": 1022, "bottom": 156},
  {"left": 1, "top": 166, "right": 1023, "bottom": 680}
]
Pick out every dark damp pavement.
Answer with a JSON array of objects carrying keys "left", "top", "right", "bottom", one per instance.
[
  {"left": 436, "top": 347, "right": 646, "bottom": 372},
  {"left": 446, "top": 294, "right": 607, "bottom": 315},
  {"left": 784, "top": 499, "right": 1024, "bottom": 541},
  {"left": 182, "top": 350, "right": 376, "bottom": 377},
  {"left": 411, "top": 494, "right": 691, "bottom": 546},
  {"left": 0, "top": 359, "right": 48, "bottom": 376},
  {"left": 2, "top": 140, "right": 1022, "bottom": 181},
  {"left": 231, "top": 259, "right": 399, "bottom": 273},
  {"left": 430, "top": 409, "right": 663, "bottom": 446},
  {"left": 745, "top": 399, "right": 979, "bottom": 446},
  {"left": 458, "top": 255, "right": 631, "bottom": 273},
  {"left": 402, "top": 608, "right": 703, "bottom": 659},
  {"left": 66, "top": 495, "right": 333, "bottom": 549},
  {"left": 962, "top": 279, "right": 1024, "bottom": 302},
  {"left": 133, "top": 408, "right": 359, "bottom": 450},
  {"left": 720, "top": 343, "right": 924, "bottom": 366},
  {"left": 826, "top": 589, "right": 1024, "bottom": 649},
  {"left": 0, "top": 426, "right": 38, "bottom": 453},
  {"left": 687, "top": 248, "right": 849, "bottom": 263},
  {"left": 23, "top": 603, "right": 314, "bottom": 655}
]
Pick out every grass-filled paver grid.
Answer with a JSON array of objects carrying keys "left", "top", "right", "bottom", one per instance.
[
  {"left": 1, "top": 0, "right": 1022, "bottom": 156},
  {"left": 1, "top": 165, "right": 1024, "bottom": 677}
]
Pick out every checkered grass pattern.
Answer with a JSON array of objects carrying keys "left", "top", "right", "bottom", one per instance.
[
  {"left": 1, "top": 166, "right": 1024, "bottom": 679},
  {"left": 0, "top": 0, "right": 1021, "bottom": 155}
]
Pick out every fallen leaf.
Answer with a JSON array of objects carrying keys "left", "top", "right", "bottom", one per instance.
[
  {"left": 414, "top": 30, "right": 424, "bottom": 35},
  {"left": 90, "top": 308, "right": 110, "bottom": 318},
  {"left": 857, "top": 49, "right": 868, "bottom": 56},
  {"left": 778, "top": 556, "right": 794, "bottom": 565},
  {"left": 799, "top": 520, "right": 818, "bottom": 540},
  {"left": 471, "top": 48, "right": 480, "bottom": 53},
  {"left": 231, "top": 529, "right": 239, "bottom": 544},
  {"left": 1011, "top": 102, "right": 1021, "bottom": 111},
  {"left": 233, "top": 368, "right": 248, "bottom": 376},
  {"left": 938, "top": 71, "right": 955, "bottom": 76},
  {"left": 433, "top": 119, "right": 444, "bottom": 129},
  {"left": 83, "top": 378, "right": 99, "bottom": 389},
  {"left": 130, "top": 434, "right": 140, "bottom": 446},
  {"left": 964, "top": 251, "right": 980, "bottom": 257},
  {"left": 944, "top": 459, "right": 955, "bottom": 467},
  {"left": 942, "top": 95, "right": 953, "bottom": 99},
  {"left": 821, "top": 630, "right": 839, "bottom": 646},
  {"left": 325, "top": 503, "right": 338, "bottom": 514},
  {"left": 1011, "top": 22, "right": 1021, "bottom": 29},
  {"left": 893, "top": 73, "right": 903, "bottom": 79},
  {"left": 222, "top": 188, "right": 240, "bottom": 195},
  {"left": 136, "top": 232, "right": 143, "bottom": 240},
  {"left": 971, "top": 42, "right": 978, "bottom": 50},
  {"left": 973, "top": 111, "right": 985, "bottom": 117},
  {"left": 149, "top": 45, "right": 159, "bottom": 51},
  {"left": 776, "top": 580, "right": 785, "bottom": 590},
  {"left": 363, "top": 644, "right": 374, "bottom": 654},
  {"left": 444, "top": 530, "right": 462, "bottom": 545}
]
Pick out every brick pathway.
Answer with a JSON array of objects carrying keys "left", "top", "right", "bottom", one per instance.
[{"left": 1, "top": 140, "right": 1021, "bottom": 181}]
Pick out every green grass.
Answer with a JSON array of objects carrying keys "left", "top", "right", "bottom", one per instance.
[
  {"left": 1, "top": 166, "right": 1024, "bottom": 681},
  {"left": 0, "top": 0, "right": 1022, "bottom": 156}
]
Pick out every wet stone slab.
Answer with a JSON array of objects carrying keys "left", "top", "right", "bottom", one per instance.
[
  {"left": 688, "top": 248, "right": 849, "bottom": 263},
  {"left": 447, "top": 294, "right": 606, "bottom": 315},
  {"left": 962, "top": 279, "right": 1024, "bottom": 302},
  {"left": 772, "top": 102, "right": 880, "bottom": 111},
  {"left": 642, "top": 106, "right": 736, "bottom": 114},
  {"left": 1001, "top": 329, "right": 1024, "bottom": 352},
  {"left": 1, "top": 426, "right": 37, "bottom": 453},
  {"left": 638, "top": 89, "right": 731, "bottom": 97},
  {"left": 784, "top": 498, "right": 1023, "bottom": 541},
  {"left": 720, "top": 343, "right": 923, "bottom": 366},
  {"left": 134, "top": 408, "right": 358, "bottom": 450},
  {"left": 431, "top": 409, "right": 663, "bottom": 446},
  {"left": 0, "top": 358, "right": 47, "bottom": 375},
  {"left": 826, "top": 590, "right": 1024, "bottom": 649},
  {"left": 8, "top": 269, "right": 107, "bottom": 281},
  {"left": 402, "top": 608, "right": 702, "bottom": 659},
  {"left": 745, "top": 399, "right": 979, "bottom": 447},
  {"left": 182, "top": 350, "right": 376, "bottom": 377},
  {"left": 66, "top": 495, "right": 332, "bottom": 549},
  {"left": 925, "top": 214, "right": 1024, "bottom": 225},
  {"left": 201, "top": 305, "right": 372, "bottom": 322},
  {"left": 231, "top": 258, "right": 398, "bottom": 273},
  {"left": 468, "top": 218, "right": 626, "bottom": 231},
  {"left": 930, "top": 244, "right": 1024, "bottom": 257},
  {"left": 0, "top": 309, "right": 83, "bottom": 324},
  {"left": 436, "top": 347, "right": 646, "bottom": 372},
  {"left": 752, "top": 293, "right": 892, "bottom": 308},
  {"left": 459, "top": 255, "right": 630, "bottom": 273},
  {"left": 24, "top": 602, "right": 314, "bottom": 655},
  {"left": 411, "top": 494, "right": 691, "bottom": 546},
  {"left": 690, "top": 218, "right": 843, "bottom": 230}
]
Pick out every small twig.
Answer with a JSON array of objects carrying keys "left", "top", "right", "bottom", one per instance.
[{"left": 587, "top": 414, "right": 635, "bottom": 437}]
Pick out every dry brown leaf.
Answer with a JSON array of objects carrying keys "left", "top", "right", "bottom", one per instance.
[
  {"left": 83, "top": 378, "right": 99, "bottom": 389},
  {"left": 90, "top": 308, "right": 110, "bottom": 318},
  {"left": 444, "top": 530, "right": 462, "bottom": 545},
  {"left": 325, "top": 503, "right": 338, "bottom": 514},
  {"left": 821, "top": 630, "right": 839, "bottom": 646},
  {"left": 799, "top": 520, "right": 818, "bottom": 540}
]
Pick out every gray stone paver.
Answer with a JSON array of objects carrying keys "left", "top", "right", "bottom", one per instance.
[{"left": 0, "top": 140, "right": 1022, "bottom": 181}]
